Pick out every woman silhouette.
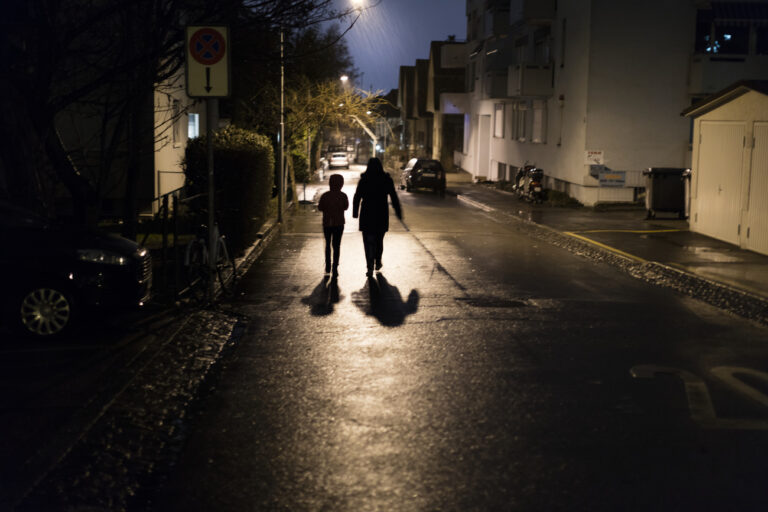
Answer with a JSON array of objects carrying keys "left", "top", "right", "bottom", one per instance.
[{"left": 352, "top": 158, "right": 402, "bottom": 277}]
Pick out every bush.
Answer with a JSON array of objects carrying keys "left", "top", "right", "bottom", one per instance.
[
  {"left": 184, "top": 126, "right": 275, "bottom": 254},
  {"left": 291, "top": 147, "right": 310, "bottom": 184}
]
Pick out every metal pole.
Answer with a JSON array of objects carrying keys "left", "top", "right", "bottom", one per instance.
[
  {"left": 207, "top": 97, "right": 216, "bottom": 300},
  {"left": 278, "top": 28, "right": 285, "bottom": 223}
]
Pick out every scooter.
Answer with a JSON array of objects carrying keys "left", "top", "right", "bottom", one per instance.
[{"left": 526, "top": 167, "right": 545, "bottom": 204}]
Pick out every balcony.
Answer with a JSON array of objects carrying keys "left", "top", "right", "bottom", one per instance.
[
  {"left": 507, "top": 64, "right": 553, "bottom": 97},
  {"left": 484, "top": 71, "right": 508, "bottom": 99},
  {"left": 509, "top": 0, "right": 555, "bottom": 26},
  {"left": 689, "top": 54, "right": 768, "bottom": 95}
]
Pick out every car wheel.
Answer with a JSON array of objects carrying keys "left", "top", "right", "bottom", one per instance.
[{"left": 17, "top": 285, "right": 75, "bottom": 337}]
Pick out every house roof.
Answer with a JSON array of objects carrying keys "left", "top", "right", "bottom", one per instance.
[{"left": 682, "top": 80, "right": 768, "bottom": 118}]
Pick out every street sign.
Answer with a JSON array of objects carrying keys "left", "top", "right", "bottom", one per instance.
[{"left": 186, "top": 26, "right": 230, "bottom": 98}]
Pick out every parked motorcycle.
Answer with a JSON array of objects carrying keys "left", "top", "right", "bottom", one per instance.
[
  {"left": 514, "top": 165, "right": 545, "bottom": 203},
  {"left": 527, "top": 167, "right": 545, "bottom": 204}
]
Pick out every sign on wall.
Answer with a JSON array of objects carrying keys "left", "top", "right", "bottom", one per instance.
[
  {"left": 599, "top": 169, "right": 626, "bottom": 187},
  {"left": 585, "top": 150, "right": 604, "bottom": 165},
  {"left": 186, "top": 26, "right": 230, "bottom": 98}
]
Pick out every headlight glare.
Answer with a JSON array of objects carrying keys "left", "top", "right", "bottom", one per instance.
[{"left": 77, "top": 249, "right": 129, "bottom": 266}]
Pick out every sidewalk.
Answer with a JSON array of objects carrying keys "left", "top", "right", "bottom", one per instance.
[{"left": 446, "top": 171, "right": 768, "bottom": 323}]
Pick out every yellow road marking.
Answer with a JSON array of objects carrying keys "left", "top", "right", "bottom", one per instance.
[
  {"left": 574, "top": 229, "right": 685, "bottom": 234},
  {"left": 563, "top": 232, "right": 648, "bottom": 263}
]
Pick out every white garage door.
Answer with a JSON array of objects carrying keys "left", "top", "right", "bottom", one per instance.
[
  {"left": 745, "top": 122, "right": 768, "bottom": 255},
  {"left": 696, "top": 121, "right": 745, "bottom": 245}
]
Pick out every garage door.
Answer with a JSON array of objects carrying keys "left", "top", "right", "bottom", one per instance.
[
  {"left": 696, "top": 121, "right": 745, "bottom": 245},
  {"left": 745, "top": 122, "right": 768, "bottom": 255}
]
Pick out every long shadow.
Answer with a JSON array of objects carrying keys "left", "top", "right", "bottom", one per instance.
[
  {"left": 351, "top": 273, "right": 419, "bottom": 327},
  {"left": 300, "top": 276, "right": 342, "bottom": 316}
]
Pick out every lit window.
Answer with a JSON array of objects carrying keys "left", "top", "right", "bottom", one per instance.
[{"left": 188, "top": 113, "right": 199, "bottom": 139}]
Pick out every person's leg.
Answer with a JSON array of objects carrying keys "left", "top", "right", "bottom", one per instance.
[
  {"left": 362, "top": 231, "right": 375, "bottom": 276},
  {"left": 374, "top": 232, "right": 385, "bottom": 270},
  {"left": 323, "top": 227, "right": 332, "bottom": 273},
  {"left": 331, "top": 226, "right": 343, "bottom": 274}
]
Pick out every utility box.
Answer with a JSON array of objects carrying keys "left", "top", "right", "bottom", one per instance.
[{"left": 643, "top": 168, "right": 690, "bottom": 219}]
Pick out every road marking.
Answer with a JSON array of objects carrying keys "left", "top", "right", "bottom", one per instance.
[
  {"left": 572, "top": 229, "right": 686, "bottom": 234},
  {"left": 631, "top": 365, "right": 716, "bottom": 422},
  {"left": 631, "top": 364, "right": 768, "bottom": 430},
  {"left": 563, "top": 232, "right": 648, "bottom": 263},
  {"left": 456, "top": 195, "right": 496, "bottom": 213},
  {"left": 711, "top": 367, "right": 768, "bottom": 409}
]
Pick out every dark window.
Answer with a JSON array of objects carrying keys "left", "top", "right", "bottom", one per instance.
[
  {"left": 714, "top": 24, "right": 749, "bottom": 54},
  {"left": 694, "top": 9, "right": 713, "bottom": 53},
  {"left": 757, "top": 26, "right": 768, "bottom": 54},
  {"left": 560, "top": 18, "right": 567, "bottom": 68}
]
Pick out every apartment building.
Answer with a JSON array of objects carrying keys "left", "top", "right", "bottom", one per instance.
[{"left": 456, "top": 0, "right": 768, "bottom": 205}]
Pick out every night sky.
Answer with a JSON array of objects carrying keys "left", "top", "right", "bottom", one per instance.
[{"left": 336, "top": 0, "right": 467, "bottom": 93}]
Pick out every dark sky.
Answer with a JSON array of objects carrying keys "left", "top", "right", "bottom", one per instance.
[{"left": 336, "top": 0, "right": 467, "bottom": 93}]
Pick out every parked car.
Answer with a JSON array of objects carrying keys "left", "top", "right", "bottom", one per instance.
[
  {"left": 400, "top": 158, "right": 446, "bottom": 194},
  {"left": 329, "top": 152, "right": 350, "bottom": 169},
  {"left": 0, "top": 201, "right": 152, "bottom": 338}
]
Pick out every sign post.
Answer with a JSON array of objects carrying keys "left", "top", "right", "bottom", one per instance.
[{"left": 186, "top": 26, "right": 230, "bottom": 300}]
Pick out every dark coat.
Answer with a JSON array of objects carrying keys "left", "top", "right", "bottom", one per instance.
[
  {"left": 352, "top": 162, "right": 402, "bottom": 233},
  {"left": 318, "top": 174, "right": 349, "bottom": 227}
]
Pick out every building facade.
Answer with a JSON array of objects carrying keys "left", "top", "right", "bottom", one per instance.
[{"left": 455, "top": 0, "right": 768, "bottom": 205}]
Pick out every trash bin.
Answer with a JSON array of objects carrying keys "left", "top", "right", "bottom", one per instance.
[{"left": 642, "top": 168, "right": 691, "bottom": 219}]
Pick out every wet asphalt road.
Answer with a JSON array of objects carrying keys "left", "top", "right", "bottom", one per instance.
[{"left": 149, "top": 165, "right": 768, "bottom": 511}]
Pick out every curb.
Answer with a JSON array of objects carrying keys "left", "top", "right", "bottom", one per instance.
[{"left": 456, "top": 194, "right": 768, "bottom": 326}]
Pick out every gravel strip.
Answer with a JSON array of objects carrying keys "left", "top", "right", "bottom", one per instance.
[{"left": 16, "top": 221, "right": 281, "bottom": 511}]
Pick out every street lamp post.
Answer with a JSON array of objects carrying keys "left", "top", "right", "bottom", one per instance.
[{"left": 278, "top": 28, "right": 285, "bottom": 223}]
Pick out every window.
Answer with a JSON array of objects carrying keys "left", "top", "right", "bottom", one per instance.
[
  {"left": 494, "top": 103, "right": 505, "bottom": 138},
  {"left": 534, "top": 27, "right": 551, "bottom": 65},
  {"left": 188, "top": 113, "right": 200, "bottom": 139},
  {"left": 172, "top": 100, "right": 181, "bottom": 145},
  {"left": 516, "top": 100, "right": 529, "bottom": 142},
  {"left": 560, "top": 18, "right": 567, "bottom": 68},
  {"left": 758, "top": 26, "right": 768, "bottom": 55},
  {"left": 497, "top": 161, "right": 508, "bottom": 181},
  {"left": 532, "top": 100, "right": 547, "bottom": 143},
  {"left": 515, "top": 36, "right": 528, "bottom": 65}
]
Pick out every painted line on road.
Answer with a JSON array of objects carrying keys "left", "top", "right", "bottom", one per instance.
[
  {"left": 573, "top": 229, "right": 686, "bottom": 234},
  {"left": 456, "top": 194, "right": 496, "bottom": 213},
  {"left": 562, "top": 231, "right": 648, "bottom": 264}
]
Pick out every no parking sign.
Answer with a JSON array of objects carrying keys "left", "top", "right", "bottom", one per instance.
[{"left": 186, "top": 26, "right": 230, "bottom": 97}]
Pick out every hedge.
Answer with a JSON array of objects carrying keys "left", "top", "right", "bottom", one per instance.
[{"left": 184, "top": 126, "right": 275, "bottom": 255}]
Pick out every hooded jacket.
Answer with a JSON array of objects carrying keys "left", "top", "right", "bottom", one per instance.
[
  {"left": 352, "top": 158, "right": 402, "bottom": 233},
  {"left": 318, "top": 174, "right": 349, "bottom": 227}
]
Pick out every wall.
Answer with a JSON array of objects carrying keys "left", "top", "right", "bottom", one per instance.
[{"left": 585, "top": 0, "right": 694, "bottom": 174}]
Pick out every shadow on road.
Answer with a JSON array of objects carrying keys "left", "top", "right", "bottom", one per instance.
[
  {"left": 301, "top": 276, "right": 342, "bottom": 316},
  {"left": 351, "top": 273, "right": 419, "bottom": 326}
]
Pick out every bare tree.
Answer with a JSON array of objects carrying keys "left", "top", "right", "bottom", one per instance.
[{"left": 0, "top": 0, "right": 361, "bottom": 234}]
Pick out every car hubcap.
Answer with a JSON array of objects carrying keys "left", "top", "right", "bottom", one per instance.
[{"left": 20, "top": 288, "right": 71, "bottom": 336}]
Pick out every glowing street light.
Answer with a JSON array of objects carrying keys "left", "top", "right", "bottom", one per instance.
[{"left": 340, "top": 75, "right": 349, "bottom": 83}]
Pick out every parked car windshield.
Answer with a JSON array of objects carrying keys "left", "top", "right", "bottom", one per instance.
[{"left": 419, "top": 161, "right": 443, "bottom": 172}]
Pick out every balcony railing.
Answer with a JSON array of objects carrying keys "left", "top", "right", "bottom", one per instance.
[
  {"left": 689, "top": 54, "right": 768, "bottom": 95},
  {"left": 507, "top": 64, "right": 553, "bottom": 97}
]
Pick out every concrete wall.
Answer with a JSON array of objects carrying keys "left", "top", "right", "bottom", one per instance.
[{"left": 585, "top": 0, "right": 694, "bottom": 173}]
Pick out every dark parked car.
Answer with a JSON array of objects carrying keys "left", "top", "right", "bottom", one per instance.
[
  {"left": 399, "top": 158, "right": 446, "bottom": 194},
  {"left": 0, "top": 202, "right": 152, "bottom": 337}
]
